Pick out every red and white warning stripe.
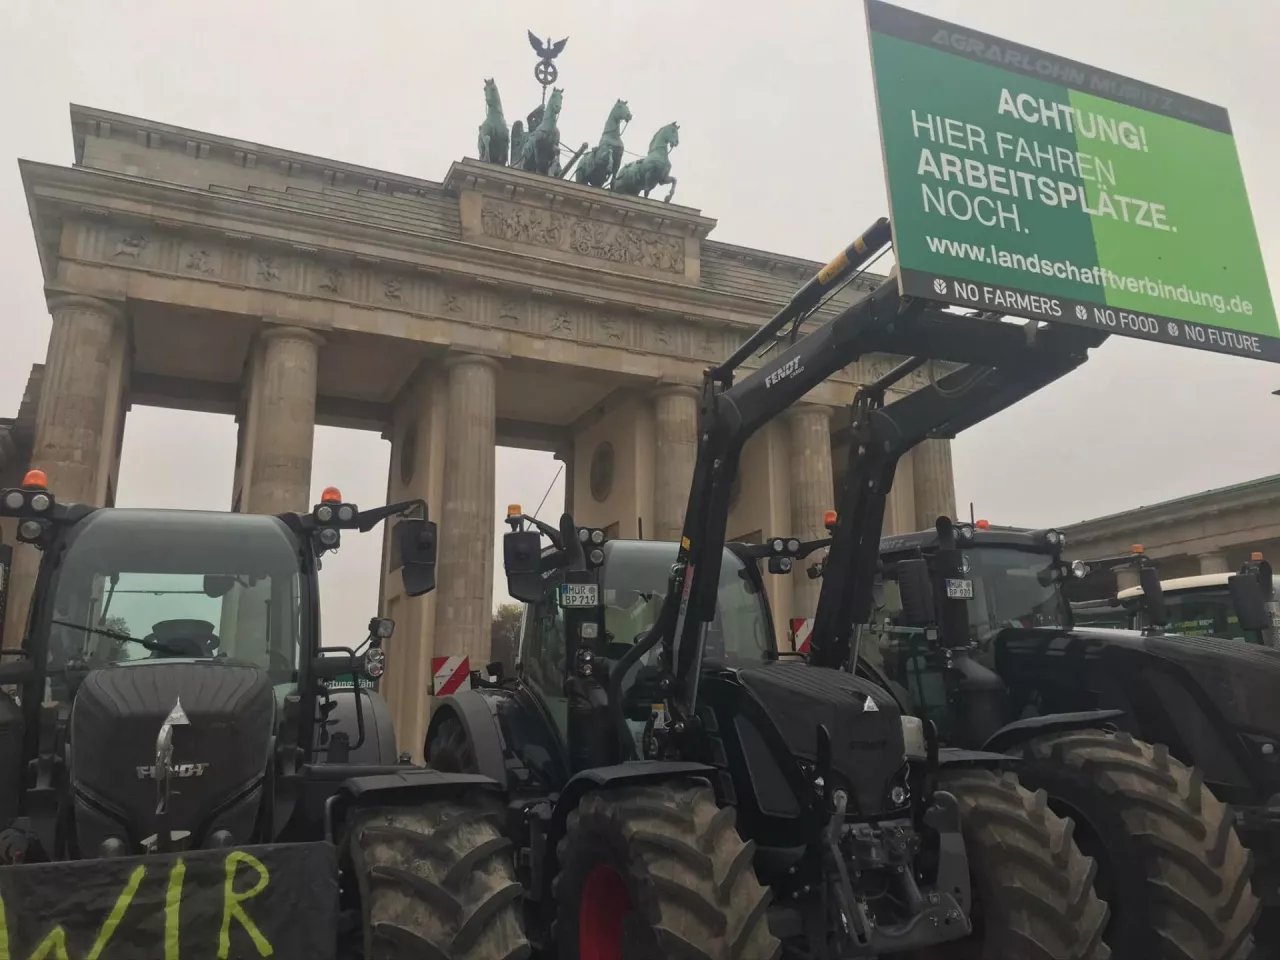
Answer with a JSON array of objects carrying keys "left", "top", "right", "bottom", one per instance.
[
  {"left": 432, "top": 655, "right": 472, "bottom": 696},
  {"left": 791, "top": 618, "right": 813, "bottom": 654}
]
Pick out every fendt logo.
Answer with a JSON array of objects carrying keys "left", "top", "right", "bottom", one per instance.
[
  {"left": 136, "top": 763, "right": 209, "bottom": 780},
  {"left": 765, "top": 356, "right": 804, "bottom": 388}
]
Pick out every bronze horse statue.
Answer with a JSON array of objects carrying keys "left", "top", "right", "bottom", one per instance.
[
  {"left": 611, "top": 122, "right": 679, "bottom": 202},
  {"left": 477, "top": 78, "right": 509, "bottom": 165},
  {"left": 574, "top": 99, "right": 632, "bottom": 189}
]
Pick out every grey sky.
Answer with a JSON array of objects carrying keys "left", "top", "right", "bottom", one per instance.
[{"left": 2, "top": 0, "right": 1276, "bottom": 645}]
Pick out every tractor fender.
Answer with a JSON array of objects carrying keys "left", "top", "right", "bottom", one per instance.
[
  {"left": 937, "top": 746, "right": 1017, "bottom": 768},
  {"left": 424, "top": 689, "right": 509, "bottom": 787},
  {"left": 328, "top": 769, "right": 505, "bottom": 841},
  {"left": 551, "top": 761, "right": 719, "bottom": 834},
  {"left": 319, "top": 688, "right": 400, "bottom": 765},
  {"left": 981, "top": 709, "right": 1125, "bottom": 756}
]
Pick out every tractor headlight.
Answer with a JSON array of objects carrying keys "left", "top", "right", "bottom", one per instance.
[
  {"left": 1071, "top": 560, "right": 1089, "bottom": 579},
  {"left": 28, "top": 493, "right": 51, "bottom": 513},
  {"left": 318, "top": 527, "right": 340, "bottom": 547},
  {"left": 590, "top": 528, "right": 605, "bottom": 545},
  {"left": 955, "top": 523, "right": 974, "bottom": 542},
  {"left": 786, "top": 539, "right": 800, "bottom": 554},
  {"left": 17, "top": 520, "right": 43, "bottom": 543},
  {"left": 1045, "top": 529, "right": 1064, "bottom": 547},
  {"left": 315, "top": 504, "right": 334, "bottom": 523},
  {"left": 772, "top": 539, "right": 785, "bottom": 553},
  {"left": 1, "top": 491, "right": 23, "bottom": 512},
  {"left": 589, "top": 548, "right": 605, "bottom": 566},
  {"left": 337, "top": 504, "right": 356, "bottom": 523},
  {"left": 364, "top": 646, "right": 386, "bottom": 679},
  {"left": 901, "top": 715, "right": 927, "bottom": 760}
]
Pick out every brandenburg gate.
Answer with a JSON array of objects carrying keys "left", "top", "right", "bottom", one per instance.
[{"left": 3, "top": 104, "right": 957, "bottom": 755}]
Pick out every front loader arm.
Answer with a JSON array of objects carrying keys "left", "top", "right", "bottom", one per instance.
[{"left": 807, "top": 329, "right": 1104, "bottom": 671}]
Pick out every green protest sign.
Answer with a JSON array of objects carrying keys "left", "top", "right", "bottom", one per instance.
[{"left": 865, "top": 0, "right": 1278, "bottom": 361}]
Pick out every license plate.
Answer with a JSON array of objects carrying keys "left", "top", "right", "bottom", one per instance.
[
  {"left": 559, "top": 583, "right": 599, "bottom": 608},
  {"left": 945, "top": 579, "right": 973, "bottom": 599}
]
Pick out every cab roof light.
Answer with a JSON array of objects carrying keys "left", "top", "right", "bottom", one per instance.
[
  {"left": 22, "top": 470, "right": 48, "bottom": 490},
  {"left": 1131, "top": 544, "right": 1145, "bottom": 554},
  {"left": 1252, "top": 551, "right": 1265, "bottom": 561},
  {"left": 823, "top": 509, "right": 838, "bottom": 529},
  {"left": 975, "top": 519, "right": 990, "bottom": 530},
  {"left": 507, "top": 504, "right": 522, "bottom": 517},
  {"left": 320, "top": 486, "right": 342, "bottom": 503}
]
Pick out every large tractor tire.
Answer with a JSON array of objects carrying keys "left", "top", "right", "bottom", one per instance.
[
  {"left": 930, "top": 768, "right": 1111, "bottom": 960},
  {"left": 552, "top": 777, "right": 779, "bottom": 960},
  {"left": 348, "top": 794, "right": 530, "bottom": 960},
  {"left": 1017, "top": 729, "right": 1258, "bottom": 959}
]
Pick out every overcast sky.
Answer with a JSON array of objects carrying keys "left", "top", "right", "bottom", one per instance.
[{"left": 2, "top": 0, "right": 1277, "bottom": 646}]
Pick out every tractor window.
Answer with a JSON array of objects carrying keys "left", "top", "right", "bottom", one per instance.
[
  {"left": 599, "top": 542, "right": 771, "bottom": 666},
  {"left": 40, "top": 510, "right": 306, "bottom": 698},
  {"left": 518, "top": 570, "right": 568, "bottom": 736},
  {"left": 965, "top": 548, "right": 1069, "bottom": 642},
  {"left": 1143, "top": 589, "right": 1260, "bottom": 643}
]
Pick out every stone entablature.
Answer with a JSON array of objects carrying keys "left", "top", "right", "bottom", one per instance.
[{"left": 25, "top": 148, "right": 921, "bottom": 416}]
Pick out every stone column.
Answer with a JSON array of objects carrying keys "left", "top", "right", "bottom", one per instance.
[
  {"left": 787, "top": 405, "right": 835, "bottom": 616},
  {"left": 8, "top": 295, "right": 129, "bottom": 646},
  {"left": 913, "top": 438, "right": 958, "bottom": 527},
  {"left": 29, "top": 295, "right": 128, "bottom": 503},
  {"left": 242, "top": 326, "right": 324, "bottom": 515},
  {"left": 651, "top": 386, "right": 699, "bottom": 542},
  {"left": 1198, "top": 551, "right": 1229, "bottom": 575},
  {"left": 435, "top": 354, "right": 499, "bottom": 668}
]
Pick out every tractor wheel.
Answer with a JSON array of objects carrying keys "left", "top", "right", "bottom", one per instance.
[
  {"left": 552, "top": 777, "right": 779, "bottom": 960},
  {"left": 348, "top": 794, "right": 530, "bottom": 960},
  {"left": 926, "top": 768, "right": 1111, "bottom": 960},
  {"left": 1018, "top": 729, "right": 1258, "bottom": 959}
]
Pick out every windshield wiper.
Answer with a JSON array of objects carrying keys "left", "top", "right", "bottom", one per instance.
[{"left": 51, "top": 619, "right": 191, "bottom": 658}]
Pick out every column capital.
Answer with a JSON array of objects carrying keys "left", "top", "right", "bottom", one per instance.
[
  {"left": 260, "top": 324, "right": 326, "bottom": 348},
  {"left": 443, "top": 350, "right": 502, "bottom": 373},
  {"left": 650, "top": 382, "right": 699, "bottom": 402},
  {"left": 784, "top": 402, "right": 834, "bottom": 424},
  {"left": 46, "top": 293, "right": 125, "bottom": 324}
]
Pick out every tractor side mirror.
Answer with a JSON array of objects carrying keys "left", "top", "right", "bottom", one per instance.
[
  {"left": 897, "top": 558, "right": 936, "bottom": 627},
  {"left": 1137, "top": 566, "right": 1167, "bottom": 628},
  {"left": 1228, "top": 573, "right": 1270, "bottom": 632},
  {"left": 504, "top": 529, "right": 544, "bottom": 603},
  {"left": 395, "top": 519, "right": 438, "bottom": 597}
]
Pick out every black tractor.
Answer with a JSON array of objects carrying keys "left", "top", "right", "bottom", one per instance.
[
  {"left": 0, "top": 473, "right": 530, "bottom": 959},
  {"left": 859, "top": 520, "right": 1264, "bottom": 959},
  {"left": 751, "top": 330, "right": 1261, "bottom": 958},
  {"left": 425, "top": 222, "right": 1110, "bottom": 959}
]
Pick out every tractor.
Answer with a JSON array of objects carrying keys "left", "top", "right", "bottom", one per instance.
[
  {"left": 855, "top": 520, "right": 1264, "bottom": 958},
  {"left": 425, "top": 220, "right": 1111, "bottom": 959},
  {"left": 0, "top": 473, "right": 530, "bottom": 959},
  {"left": 1071, "top": 550, "right": 1280, "bottom": 647},
  {"left": 747, "top": 336, "right": 1261, "bottom": 957}
]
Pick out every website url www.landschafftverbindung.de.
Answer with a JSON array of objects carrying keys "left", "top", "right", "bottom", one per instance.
[{"left": 923, "top": 234, "right": 1255, "bottom": 317}]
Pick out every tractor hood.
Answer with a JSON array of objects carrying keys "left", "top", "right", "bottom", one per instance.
[
  {"left": 69, "top": 660, "right": 275, "bottom": 854},
  {"left": 997, "top": 625, "right": 1280, "bottom": 742}
]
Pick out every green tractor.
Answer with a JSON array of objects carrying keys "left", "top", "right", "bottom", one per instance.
[
  {"left": 0, "top": 473, "right": 530, "bottom": 959},
  {"left": 425, "top": 221, "right": 1111, "bottom": 959}
]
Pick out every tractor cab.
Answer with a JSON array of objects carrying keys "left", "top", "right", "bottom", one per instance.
[
  {"left": 1074, "top": 557, "right": 1280, "bottom": 647},
  {"left": 502, "top": 509, "right": 777, "bottom": 760}
]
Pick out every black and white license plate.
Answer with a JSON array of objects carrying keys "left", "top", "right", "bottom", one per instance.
[
  {"left": 559, "top": 583, "right": 600, "bottom": 608},
  {"left": 945, "top": 578, "right": 974, "bottom": 599}
]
